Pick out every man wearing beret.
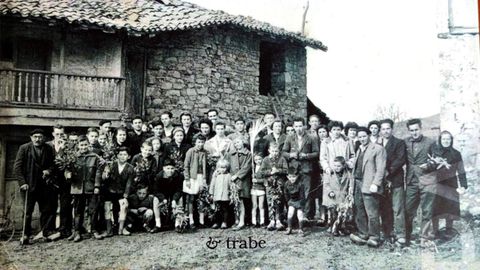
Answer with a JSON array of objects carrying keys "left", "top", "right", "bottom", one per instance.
[{"left": 14, "top": 129, "right": 56, "bottom": 244}]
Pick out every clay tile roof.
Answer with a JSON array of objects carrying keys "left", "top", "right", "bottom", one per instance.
[{"left": 0, "top": 0, "right": 327, "bottom": 51}]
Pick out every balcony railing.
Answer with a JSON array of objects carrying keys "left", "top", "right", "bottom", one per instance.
[{"left": 0, "top": 68, "right": 125, "bottom": 110}]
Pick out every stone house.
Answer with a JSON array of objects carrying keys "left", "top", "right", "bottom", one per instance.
[
  {"left": 0, "top": 0, "right": 326, "bottom": 226},
  {"left": 435, "top": 0, "right": 479, "bottom": 213}
]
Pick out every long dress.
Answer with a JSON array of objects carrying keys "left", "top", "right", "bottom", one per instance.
[{"left": 430, "top": 144, "right": 467, "bottom": 219}]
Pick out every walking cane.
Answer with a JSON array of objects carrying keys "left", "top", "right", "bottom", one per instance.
[{"left": 20, "top": 189, "right": 29, "bottom": 245}]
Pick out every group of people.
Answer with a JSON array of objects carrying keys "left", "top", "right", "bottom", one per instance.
[{"left": 14, "top": 109, "right": 468, "bottom": 249}]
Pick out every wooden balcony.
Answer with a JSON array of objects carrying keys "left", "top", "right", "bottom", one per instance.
[{"left": 0, "top": 68, "right": 127, "bottom": 126}]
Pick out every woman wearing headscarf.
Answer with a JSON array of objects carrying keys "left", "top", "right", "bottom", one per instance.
[{"left": 430, "top": 130, "right": 468, "bottom": 238}]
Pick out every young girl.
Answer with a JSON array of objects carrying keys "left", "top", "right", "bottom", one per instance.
[
  {"left": 209, "top": 159, "right": 232, "bottom": 229},
  {"left": 165, "top": 127, "right": 191, "bottom": 174},
  {"left": 322, "top": 156, "right": 354, "bottom": 236},
  {"left": 284, "top": 167, "right": 306, "bottom": 236},
  {"left": 251, "top": 153, "right": 266, "bottom": 227},
  {"left": 183, "top": 134, "right": 208, "bottom": 229},
  {"left": 150, "top": 137, "right": 164, "bottom": 175},
  {"left": 260, "top": 143, "right": 288, "bottom": 231},
  {"left": 227, "top": 137, "right": 252, "bottom": 230}
]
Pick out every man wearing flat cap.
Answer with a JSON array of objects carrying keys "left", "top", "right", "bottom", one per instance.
[{"left": 14, "top": 129, "right": 56, "bottom": 244}]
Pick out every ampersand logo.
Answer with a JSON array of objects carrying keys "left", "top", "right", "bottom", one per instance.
[{"left": 205, "top": 237, "right": 221, "bottom": 249}]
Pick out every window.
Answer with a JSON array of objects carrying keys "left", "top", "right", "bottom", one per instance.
[
  {"left": 259, "top": 42, "right": 285, "bottom": 96},
  {"left": 0, "top": 38, "right": 13, "bottom": 62}
]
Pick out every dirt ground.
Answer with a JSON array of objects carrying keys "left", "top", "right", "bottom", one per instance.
[{"left": 1, "top": 218, "right": 480, "bottom": 270}]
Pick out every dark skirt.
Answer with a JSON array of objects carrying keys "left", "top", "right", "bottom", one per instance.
[{"left": 433, "top": 178, "right": 460, "bottom": 218}]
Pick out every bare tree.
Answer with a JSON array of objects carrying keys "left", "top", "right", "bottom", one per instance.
[{"left": 373, "top": 103, "right": 407, "bottom": 123}]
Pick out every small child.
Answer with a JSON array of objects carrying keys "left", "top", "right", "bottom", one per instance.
[
  {"left": 227, "top": 137, "right": 252, "bottom": 230},
  {"left": 260, "top": 143, "right": 288, "bottom": 231},
  {"left": 251, "top": 153, "right": 266, "bottom": 227},
  {"left": 322, "top": 156, "right": 354, "bottom": 236},
  {"left": 183, "top": 134, "right": 208, "bottom": 229},
  {"left": 98, "top": 132, "right": 108, "bottom": 148},
  {"left": 126, "top": 184, "right": 161, "bottom": 233},
  {"left": 209, "top": 159, "right": 232, "bottom": 229},
  {"left": 284, "top": 167, "right": 306, "bottom": 236},
  {"left": 101, "top": 147, "right": 134, "bottom": 236},
  {"left": 131, "top": 141, "right": 157, "bottom": 189}
]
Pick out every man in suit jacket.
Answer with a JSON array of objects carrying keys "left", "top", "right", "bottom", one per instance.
[
  {"left": 404, "top": 119, "right": 436, "bottom": 246},
  {"left": 14, "top": 129, "right": 56, "bottom": 244},
  {"left": 378, "top": 119, "right": 407, "bottom": 246},
  {"left": 349, "top": 127, "right": 386, "bottom": 248},
  {"left": 282, "top": 117, "right": 320, "bottom": 221}
]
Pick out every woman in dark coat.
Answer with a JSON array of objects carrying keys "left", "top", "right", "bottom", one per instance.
[{"left": 430, "top": 130, "right": 467, "bottom": 237}]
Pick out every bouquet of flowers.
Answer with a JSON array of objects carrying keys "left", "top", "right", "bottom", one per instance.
[
  {"left": 249, "top": 118, "right": 268, "bottom": 174},
  {"left": 169, "top": 148, "right": 184, "bottom": 173},
  {"left": 133, "top": 157, "right": 152, "bottom": 184},
  {"left": 229, "top": 180, "right": 241, "bottom": 216},
  {"left": 427, "top": 153, "right": 452, "bottom": 170},
  {"left": 197, "top": 186, "right": 217, "bottom": 220},
  {"left": 159, "top": 201, "right": 169, "bottom": 216}
]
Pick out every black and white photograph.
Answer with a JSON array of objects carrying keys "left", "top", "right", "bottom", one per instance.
[{"left": 0, "top": 0, "right": 479, "bottom": 269}]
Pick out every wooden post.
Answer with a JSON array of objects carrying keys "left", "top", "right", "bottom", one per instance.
[{"left": 0, "top": 137, "right": 7, "bottom": 216}]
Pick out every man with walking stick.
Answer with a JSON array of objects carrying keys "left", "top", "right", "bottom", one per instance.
[{"left": 14, "top": 129, "right": 56, "bottom": 244}]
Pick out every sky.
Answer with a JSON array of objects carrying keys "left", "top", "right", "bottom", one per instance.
[{"left": 188, "top": 0, "right": 442, "bottom": 124}]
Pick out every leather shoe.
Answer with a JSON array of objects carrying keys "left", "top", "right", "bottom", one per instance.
[
  {"left": 367, "top": 238, "right": 380, "bottom": 248},
  {"left": 350, "top": 233, "right": 368, "bottom": 245}
]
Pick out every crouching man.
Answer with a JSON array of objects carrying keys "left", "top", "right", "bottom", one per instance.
[{"left": 126, "top": 184, "right": 162, "bottom": 233}]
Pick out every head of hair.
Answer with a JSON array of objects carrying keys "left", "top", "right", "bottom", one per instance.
[
  {"left": 327, "top": 120, "right": 344, "bottom": 131},
  {"left": 269, "top": 142, "right": 280, "bottom": 150},
  {"left": 356, "top": 126, "right": 371, "bottom": 136},
  {"left": 333, "top": 156, "right": 346, "bottom": 165},
  {"left": 380, "top": 119, "right": 394, "bottom": 129},
  {"left": 214, "top": 121, "right": 226, "bottom": 128},
  {"left": 344, "top": 122, "right": 359, "bottom": 135},
  {"left": 253, "top": 152, "right": 265, "bottom": 158},
  {"left": 406, "top": 118, "right": 422, "bottom": 128},
  {"left": 270, "top": 119, "right": 283, "bottom": 131},
  {"left": 114, "top": 126, "right": 128, "bottom": 135},
  {"left": 285, "top": 122, "right": 293, "bottom": 128},
  {"left": 292, "top": 117, "right": 305, "bottom": 126},
  {"left": 87, "top": 127, "right": 99, "bottom": 135},
  {"left": 151, "top": 120, "right": 163, "bottom": 128},
  {"left": 161, "top": 111, "right": 173, "bottom": 118},
  {"left": 99, "top": 119, "right": 112, "bottom": 126},
  {"left": 216, "top": 158, "right": 230, "bottom": 171},
  {"left": 68, "top": 131, "right": 79, "bottom": 137},
  {"left": 308, "top": 114, "right": 321, "bottom": 122},
  {"left": 136, "top": 184, "right": 148, "bottom": 191},
  {"left": 53, "top": 124, "right": 64, "bottom": 131},
  {"left": 317, "top": 124, "right": 329, "bottom": 134},
  {"left": 264, "top": 112, "right": 275, "bottom": 117},
  {"left": 367, "top": 120, "right": 380, "bottom": 129},
  {"left": 234, "top": 117, "right": 246, "bottom": 124},
  {"left": 132, "top": 115, "right": 143, "bottom": 122},
  {"left": 116, "top": 146, "right": 130, "bottom": 155},
  {"left": 180, "top": 112, "right": 192, "bottom": 120},
  {"left": 198, "top": 118, "right": 213, "bottom": 129},
  {"left": 162, "top": 158, "right": 175, "bottom": 167},
  {"left": 287, "top": 166, "right": 298, "bottom": 176},
  {"left": 141, "top": 141, "right": 153, "bottom": 149},
  {"left": 78, "top": 135, "right": 89, "bottom": 143},
  {"left": 193, "top": 133, "right": 206, "bottom": 143},
  {"left": 207, "top": 109, "right": 218, "bottom": 115}
]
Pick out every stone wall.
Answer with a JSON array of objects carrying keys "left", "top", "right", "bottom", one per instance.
[
  {"left": 436, "top": 0, "right": 480, "bottom": 214},
  {"left": 143, "top": 26, "right": 307, "bottom": 122}
]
